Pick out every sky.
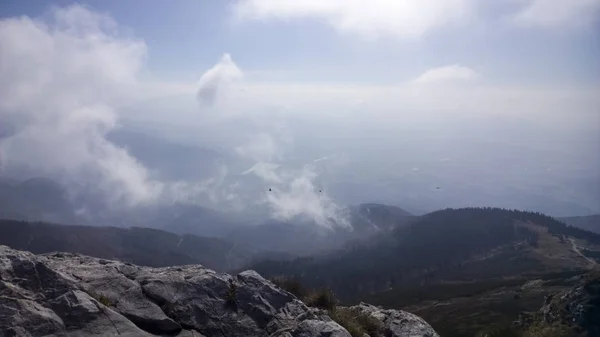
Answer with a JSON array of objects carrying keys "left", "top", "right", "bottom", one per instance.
[{"left": 0, "top": 1, "right": 599, "bottom": 224}]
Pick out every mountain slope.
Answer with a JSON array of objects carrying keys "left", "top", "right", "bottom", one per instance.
[
  {"left": 250, "top": 208, "right": 599, "bottom": 296},
  {"left": 247, "top": 207, "right": 600, "bottom": 336},
  {"left": 0, "top": 219, "right": 254, "bottom": 271}
]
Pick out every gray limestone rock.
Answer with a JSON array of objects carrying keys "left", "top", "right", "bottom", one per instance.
[{"left": 0, "top": 245, "right": 438, "bottom": 337}]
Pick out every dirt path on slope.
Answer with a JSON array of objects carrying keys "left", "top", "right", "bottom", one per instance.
[{"left": 569, "top": 238, "right": 597, "bottom": 266}]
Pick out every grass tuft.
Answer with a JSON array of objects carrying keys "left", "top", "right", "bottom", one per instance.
[
  {"left": 225, "top": 278, "right": 238, "bottom": 311},
  {"left": 304, "top": 288, "right": 337, "bottom": 311},
  {"left": 90, "top": 292, "right": 113, "bottom": 307},
  {"left": 330, "top": 307, "right": 383, "bottom": 337}
]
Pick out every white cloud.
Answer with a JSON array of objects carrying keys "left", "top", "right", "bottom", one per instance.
[
  {"left": 242, "top": 162, "right": 283, "bottom": 184},
  {"left": 232, "top": 0, "right": 600, "bottom": 37},
  {"left": 232, "top": 0, "right": 474, "bottom": 38},
  {"left": 413, "top": 64, "right": 480, "bottom": 84},
  {"left": 251, "top": 163, "right": 349, "bottom": 228},
  {"left": 512, "top": 0, "right": 600, "bottom": 28},
  {"left": 196, "top": 53, "right": 243, "bottom": 106}
]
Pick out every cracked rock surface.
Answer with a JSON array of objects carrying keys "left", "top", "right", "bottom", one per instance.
[{"left": 0, "top": 245, "right": 438, "bottom": 337}]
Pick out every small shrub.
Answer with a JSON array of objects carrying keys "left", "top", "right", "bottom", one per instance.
[
  {"left": 522, "top": 324, "right": 572, "bottom": 337},
  {"left": 305, "top": 288, "right": 337, "bottom": 311},
  {"left": 329, "top": 307, "right": 383, "bottom": 337},
  {"left": 477, "top": 324, "right": 521, "bottom": 337},
  {"left": 225, "top": 278, "right": 238, "bottom": 311},
  {"left": 271, "top": 276, "right": 307, "bottom": 299},
  {"left": 329, "top": 308, "right": 365, "bottom": 337},
  {"left": 354, "top": 309, "right": 383, "bottom": 336},
  {"left": 91, "top": 292, "right": 113, "bottom": 307}
]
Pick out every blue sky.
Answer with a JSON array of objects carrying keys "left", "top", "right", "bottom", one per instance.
[
  {"left": 1, "top": 0, "right": 598, "bottom": 84},
  {"left": 0, "top": 1, "right": 599, "bottom": 221}
]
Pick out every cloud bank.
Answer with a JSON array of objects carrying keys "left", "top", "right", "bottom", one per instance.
[
  {"left": 0, "top": 5, "right": 350, "bottom": 228},
  {"left": 0, "top": 4, "right": 162, "bottom": 208}
]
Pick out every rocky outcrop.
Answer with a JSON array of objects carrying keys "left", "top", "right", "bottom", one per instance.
[
  {"left": 349, "top": 303, "right": 439, "bottom": 337},
  {"left": 0, "top": 245, "right": 438, "bottom": 337},
  {"left": 517, "top": 271, "right": 600, "bottom": 337},
  {"left": 538, "top": 271, "right": 600, "bottom": 335}
]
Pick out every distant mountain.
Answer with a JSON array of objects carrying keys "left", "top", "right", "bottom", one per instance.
[
  {"left": 558, "top": 214, "right": 600, "bottom": 234},
  {"left": 247, "top": 207, "right": 600, "bottom": 336},
  {"left": 0, "top": 176, "right": 244, "bottom": 238},
  {"left": 226, "top": 203, "right": 414, "bottom": 255},
  {"left": 0, "top": 219, "right": 257, "bottom": 271},
  {"left": 95, "top": 203, "right": 242, "bottom": 238},
  {"left": 349, "top": 203, "right": 414, "bottom": 233},
  {"left": 0, "top": 173, "right": 417, "bottom": 256},
  {"left": 0, "top": 177, "right": 76, "bottom": 224}
]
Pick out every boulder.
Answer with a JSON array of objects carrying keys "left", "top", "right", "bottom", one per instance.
[{"left": 347, "top": 303, "right": 440, "bottom": 337}]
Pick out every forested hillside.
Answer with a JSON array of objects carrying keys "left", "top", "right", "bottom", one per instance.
[{"left": 248, "top": 207, "right": 600, "bottom": 336}]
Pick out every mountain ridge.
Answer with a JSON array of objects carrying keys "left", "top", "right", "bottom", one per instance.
[{"left": 0, "top": 219, "right": 255, "bottom": 271}]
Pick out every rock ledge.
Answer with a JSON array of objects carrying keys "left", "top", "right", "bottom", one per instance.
[{"left": 0, "top": 245, "right": 438, "bottom": 337}]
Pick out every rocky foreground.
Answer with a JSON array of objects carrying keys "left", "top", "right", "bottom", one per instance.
[{"left": 0, "top": 245, "right": 439, "bottom": 337}]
